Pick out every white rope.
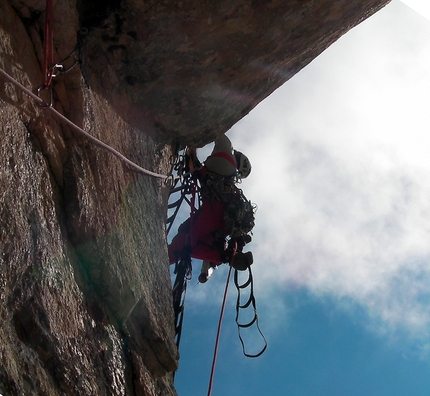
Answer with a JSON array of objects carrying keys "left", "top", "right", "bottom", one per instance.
[{"left": 0, "top": 67, "right": 175, "bottom": 181}]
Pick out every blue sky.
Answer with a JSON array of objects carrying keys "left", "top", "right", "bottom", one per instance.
[{"left": 171, "top": 1, "right": 430, "bottom": 395}]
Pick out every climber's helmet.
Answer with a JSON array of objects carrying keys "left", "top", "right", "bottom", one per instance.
[{"left": 234, "top": 150, "right": 252, "bottom": 179}]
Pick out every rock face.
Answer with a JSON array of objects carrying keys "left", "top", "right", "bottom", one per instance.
[
  {"left": 78, "top": 0, "right": 392, "bottom": 145},
  {"left": 0, "top": 0, "right": 389, "bottom": 395}
]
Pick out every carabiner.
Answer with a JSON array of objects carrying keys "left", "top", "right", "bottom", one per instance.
[{"left": 36, "top": 84, "right": 53, "bottom": 107}]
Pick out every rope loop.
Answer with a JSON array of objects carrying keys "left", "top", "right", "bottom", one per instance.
[
  {"left": 42, "top": 0, "right": 54, "bottom": 87},
  {"left": 234, "top": 266, "right": 268, "bottom": 358}
]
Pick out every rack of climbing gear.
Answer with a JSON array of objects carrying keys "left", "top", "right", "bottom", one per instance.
[
  {"left": 166, "top": 148, "right": 199, "bottom": 235},
  {"left": 166, "top": 147, "right": 202, "bottom": 348}
]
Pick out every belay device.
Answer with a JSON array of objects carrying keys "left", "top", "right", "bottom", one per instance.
[{"left": 166, "top": 147, "right": 267, "bottom": 358}]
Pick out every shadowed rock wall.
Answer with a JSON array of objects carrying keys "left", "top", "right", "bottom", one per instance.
[
  {"left": 1, "top": 1, "right": 177, "bottom": 394},
  {"left": 1, "top": 0, "right": 390, "bottom": 395},
  {"left": 78, "top": 0, "right": 391, "bottom": 145}
]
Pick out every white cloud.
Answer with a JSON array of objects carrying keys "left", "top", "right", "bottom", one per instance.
[
  {"left": 229, "top": 0, "right": 430, "bottom": 338},
  {"left": 400, "top": 0, "right": 430, "bottom": 21},
  {"left": 169, "top": 1, "right": 430, "bottom": 347}
]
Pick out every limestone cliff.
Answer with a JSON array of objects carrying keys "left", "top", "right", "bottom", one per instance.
[{"left": 0, "top": 0, "right": 390, "bottom": 395}]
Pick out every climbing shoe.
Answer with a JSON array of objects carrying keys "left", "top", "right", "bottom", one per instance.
[
  {"left": 231, "top": 251, "right": 253, "bottom": 271},
  {"left": 198, "top": 260, "right": 215, "bottom": 283}
]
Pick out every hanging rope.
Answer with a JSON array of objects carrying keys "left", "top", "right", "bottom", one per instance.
[
  {"left": 207, "top": 260, "right": 267, "bottom": 396},
  {"left": 0, "top": 67, "right": 178, "bottom": 181},
  {"left": 207, "top": 244, "right": 237, "bottom": 396},
  {"left": 36, "top": 0, "right": 55, "bottom": 106},
  {"left": 42, "top": 0, "right": 54, "bottom": 87},
  {"left": 207, "top": 266, "right": 233, "bottom": 396}
]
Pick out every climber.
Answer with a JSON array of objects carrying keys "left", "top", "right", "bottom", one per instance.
[{"left": 168, "top": 134, "right": 254, "bottom": 282}]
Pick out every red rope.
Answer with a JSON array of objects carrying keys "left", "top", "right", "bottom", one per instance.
[
  {"left": 186, "top": 179, "right": 197, "bottom": 247},
  {"left": 207, "top": 243, "right": 237, "bottom": 396},
  {"left": 190, "top": 179, "right": 197, "bottom": 223},
  {"left": 42, "top": 0, "right": 54, "bottom": 87}
]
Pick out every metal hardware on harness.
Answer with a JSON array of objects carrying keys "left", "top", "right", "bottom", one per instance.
[{"left": 166, "top": 150, "right": 201, "bottom": 235}]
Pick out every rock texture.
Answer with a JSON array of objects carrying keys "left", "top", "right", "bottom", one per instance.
[
  {"left": 0, "top": 0, "right": 390, "bottom": 395},
  {"left": 79, "top": 0, "right": 391, "bottom": 145}
]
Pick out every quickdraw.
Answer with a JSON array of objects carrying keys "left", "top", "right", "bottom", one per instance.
[{"left": 37, "top": 0, "right": 88, "bottom": 107}]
